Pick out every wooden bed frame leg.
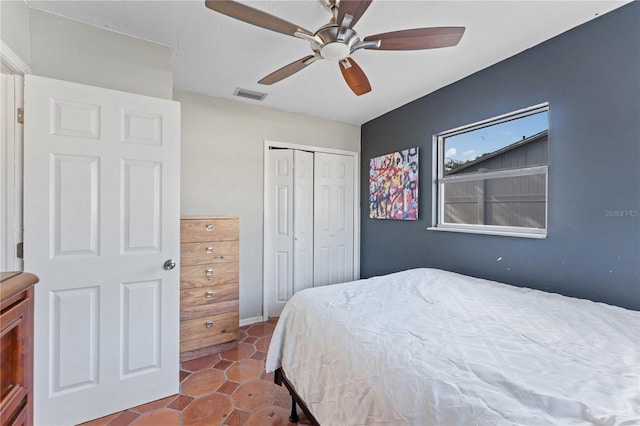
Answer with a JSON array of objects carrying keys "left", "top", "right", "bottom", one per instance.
[{"left": 289, "top": 394, "right": 300, "bottom": 423}]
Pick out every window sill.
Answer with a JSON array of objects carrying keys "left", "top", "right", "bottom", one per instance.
[{"left": 427, "top": 225, "right": 547, "bottom": 239}]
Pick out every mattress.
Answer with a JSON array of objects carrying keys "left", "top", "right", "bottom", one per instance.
[{"left": 265, "top": 268, "right": 640, "bottom": 425}]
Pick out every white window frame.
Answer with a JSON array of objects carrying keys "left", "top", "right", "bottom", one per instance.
[{"left": 429, "top": 103, "right": 549, "bottom": 239}]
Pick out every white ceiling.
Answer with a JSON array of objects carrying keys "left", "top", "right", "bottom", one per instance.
[{"left": 25, "top": 0, "right": 630, "bottom": 125}]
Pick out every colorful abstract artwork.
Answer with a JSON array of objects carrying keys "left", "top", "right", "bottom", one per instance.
[{"left": 369, "top": 148, "right": 419, "bottom": 220}]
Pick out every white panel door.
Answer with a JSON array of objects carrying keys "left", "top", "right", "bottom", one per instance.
[
  {"left": 314, "top": 152, "right": 354, "bottom": 287},
  {"left": 265, "top": 149, "right": 295, "bottom": 316},
  {"left": 293, "top": 150, "right": 314, "bottom": 294},
  {"left": 23, "top": 75, "right": 180, "bottom": 425}
]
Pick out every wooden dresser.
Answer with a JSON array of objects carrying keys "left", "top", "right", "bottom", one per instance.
[
  {"left": 180, "top": 217, "right": 239, "bottom": 361},
  {"left": 1, "top": 272, "right": 38, "bottom": 426}
]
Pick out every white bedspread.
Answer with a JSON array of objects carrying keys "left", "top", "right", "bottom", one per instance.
[{"left": 266, "top": 268, "right": 640, "bottom": 425}]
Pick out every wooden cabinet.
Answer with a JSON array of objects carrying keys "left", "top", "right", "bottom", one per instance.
[
  {"left": 1, "top": 272, "right": 38, "bottom": 426},
  {"left": 180, "top": 217, "right": 239, "bottom": 361}
]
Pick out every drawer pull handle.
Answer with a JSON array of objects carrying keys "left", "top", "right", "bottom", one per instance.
[
  {"left": 206, "top": 268, "right": 214, "bottom": 277},
  {"left": 205, "top": 320, "right": 213, "bottom": 329},
  {"left": 205, "top": 246, "right": 214, "bottom": 254},
  {"left": 205, "top": 290, "right": 214, "bottom": 298},
  {"left": 205, "top": 224, "right": 214, "bottom": 231}
]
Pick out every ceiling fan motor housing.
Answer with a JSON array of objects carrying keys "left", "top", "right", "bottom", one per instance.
[{"left": 316, "top": 27, "right": 360, "bottom": 60}]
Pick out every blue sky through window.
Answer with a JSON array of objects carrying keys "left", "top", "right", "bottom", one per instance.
[{"left": 444, "top": 111, "right": 549, "bottom": 165}]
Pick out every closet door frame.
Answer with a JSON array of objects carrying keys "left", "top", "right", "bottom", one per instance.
[{"left": 262, "top": 140, "right": 360, "bottom": 319}]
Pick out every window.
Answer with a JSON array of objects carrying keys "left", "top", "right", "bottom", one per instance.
[{"left": 430, "top": 103, "right": 549, "bottom": 238}]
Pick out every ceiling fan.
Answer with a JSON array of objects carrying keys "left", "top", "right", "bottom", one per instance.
[{"left": 204, "top": 0, "right": 465, "bottom": 96}]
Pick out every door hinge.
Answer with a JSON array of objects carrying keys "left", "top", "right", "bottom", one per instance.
[
  {"left": 16, "top": 242, "right": 24, "bottom": 259},
  {"left": 17, "top": 107, "right": 24, "bottom": 124}
]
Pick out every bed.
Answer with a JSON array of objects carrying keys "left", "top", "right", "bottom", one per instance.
[{"left": 265, "top": 268, "right": 640, "bottom": 425}]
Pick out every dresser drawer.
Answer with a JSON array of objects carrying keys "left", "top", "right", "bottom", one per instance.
[
  {"left": 180, "top": 311, "right": 239, "bottom": 353},
  {"left": 181, "top": 283, "right": 238, "bottom": 320},
  {"left": 181, "top": 282, "right": 237, "bottom": 306},
  {"left": 9, "top": 404, "right": 28, "bottom": 426},
  {"left": 180, "top": 241, "right": 239, "bottom": 266},
  {"left": 181, "top": 218, "right": 238, "bottom": 243},
  {"left": 180, "top": 263, "right": 238, "bottom": 288},
  {"left": 181, "top": 299, "right": 238, "bottom": 321}
]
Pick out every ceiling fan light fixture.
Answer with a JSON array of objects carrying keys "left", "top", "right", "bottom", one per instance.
[{"left": 321, "top": 42, "right": 351, "bottom": 60}]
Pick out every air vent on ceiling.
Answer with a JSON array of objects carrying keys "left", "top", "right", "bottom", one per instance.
[{"left": 234, "top": 88, "right": 268, "bottom": 101}]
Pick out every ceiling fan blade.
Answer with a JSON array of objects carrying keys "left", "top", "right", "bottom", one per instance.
[
  {"left": 363, "top": 27, "right": 465, "bottom": 50},
  {"left": 205, "top": 0, "right": 313, "bottom": 38},
  {"left": 337, "top": 0, "right": 372, "bottom": 28},
  {"left": 259, "top": 55, "right": 317, "bottom": 85},
  {"left": 339, "top": 57, "right": 371, "bottom": 96}
]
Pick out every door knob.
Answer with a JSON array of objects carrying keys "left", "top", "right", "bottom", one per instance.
[{"left": 163, "top": 259, "right": 176, "bottom": 270}]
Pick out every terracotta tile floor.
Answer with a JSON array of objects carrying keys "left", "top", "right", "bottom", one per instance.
[{"left": 80, "top": 318, "right": 310, "bottom": 426}]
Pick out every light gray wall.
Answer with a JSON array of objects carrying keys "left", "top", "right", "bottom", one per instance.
[
  {"left": 176, "top": 90, "right": 360, "bottom": 320},
  {"left": 17, "top": 6, "right": 359, "bottom": 322},
  {"left": 1, "top": 0, "right": 30, "bottom": 65},
  {"left": 29, "top": 8, "right": 172, "bottom": 99}
]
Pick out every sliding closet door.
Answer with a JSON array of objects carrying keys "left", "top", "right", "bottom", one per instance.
[
  {"left": 264, "top": 146, "right": 356, "bottom": 317},
  {"left": 314, "top": 152, "right": 354, "bottom": 286},
  {"left": 265, "top": 149, "right": 294, "bottom": 316},
  {"left": 265, "top": 149, "right": 314, "bottom": 316},
  {"left": 293, "top": 150, "right": 314, "bottom": 293}
]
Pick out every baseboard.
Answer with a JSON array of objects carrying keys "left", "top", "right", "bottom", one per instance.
[{"left": 240, "top": 316, "right": 265, "bottom": 327}]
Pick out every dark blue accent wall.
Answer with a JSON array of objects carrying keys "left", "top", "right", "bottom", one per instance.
[{"left": 360, "top": 3, "right": 640, "bottom": 310}]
